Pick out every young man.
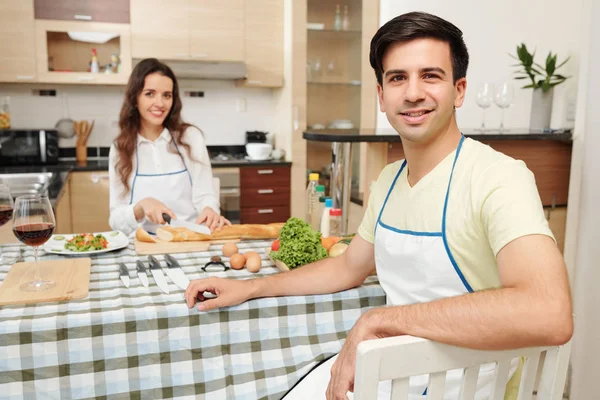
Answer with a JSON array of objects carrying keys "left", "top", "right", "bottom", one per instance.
[{"left": 185, "top": 12, "right": 573, "bottom": 399}]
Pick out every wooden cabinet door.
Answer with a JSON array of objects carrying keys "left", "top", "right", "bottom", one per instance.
[
  {"left": 0, "top": 0, "right": 36, "bottom": 83},
  {"left": 54, "top": 175, "right": 72, "bottom": 234},
  {"left": 34, "top": 0, "right": 130, "bottom": 23},
  {"left": 188, "top": 0, "right": 244, "bottom": 62},
  {"left": 238, "top": 0, "right": 284, "bottom": 87},
  {"left": 130, "top": 0, "right": 189, "bottom": 59},
  {"left": 70, "top": 172, "right": 111, "bottom": 233}
]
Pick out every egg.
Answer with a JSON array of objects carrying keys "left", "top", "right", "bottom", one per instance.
[
  {"left": 230, "top": 253, "right": 245, "bottom": 270},
  {"left": 243, "top": 251, "right": 259, "bottom": 261},
  {"left": 246, "top": 253, "right": 262, "bottom": 273},
  {"left": 222, "top": 243, "right": 239, "bottom": 258}
]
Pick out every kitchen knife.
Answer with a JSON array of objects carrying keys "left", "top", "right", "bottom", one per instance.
[
  {"left": 164, "top": 254, "right": 190, "bottom": 290},
  {"left": 148, "top": 255, "right": 170, "bottom": 294},
  {"left": 136, "top": 260, "right": 149, "bottom": 288},
  {"left": 162, "top": 213, "right": 211, "bottom": 235},
  {"left": 118, "top": 262, "right": 130, "bottom": 288}
]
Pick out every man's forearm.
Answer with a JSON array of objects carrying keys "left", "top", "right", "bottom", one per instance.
[{"left": 366, "top": 287, "right": 573, "bottom": 350}]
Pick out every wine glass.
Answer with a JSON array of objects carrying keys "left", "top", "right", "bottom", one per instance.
[
  {"left": 475, "top": 83, "right": 494, "bottom": 132},
  {"left": 0, "top": 184, "right": 15, "bottom": 264},
  {"left": 494, "top": 82, "right": 514, "bottom": 133},
  {"left": 12, "top": 195, "right": 56, "bottom": 292}
]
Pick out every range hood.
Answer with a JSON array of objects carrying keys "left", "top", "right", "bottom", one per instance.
[{"left": 133, "top": 59, "right": 248, "bottom": 80}]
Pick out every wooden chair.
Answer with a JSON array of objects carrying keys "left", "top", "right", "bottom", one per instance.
[{"left": 354, "top": 335, "right": 572, "bottom": 400}]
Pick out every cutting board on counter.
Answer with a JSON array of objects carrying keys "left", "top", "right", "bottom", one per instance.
[
  {"left": 0, "top": 258, "right": 91, "bottom": 306},
  {"left": 134, "top": 239, "right": 240, "bottom": 255}
]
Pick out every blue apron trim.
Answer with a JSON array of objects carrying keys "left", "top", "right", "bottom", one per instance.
[
  {"left": 136, "top": 169, "right": 187, "bottom": 177},
  {"left": 374, "top": 160, "right": 406, "bottom": 236},
  {"left": 378, "top": 221, "right": 442, "bottom": 237},
  {"left": 442, "top": 135, "right": 473, "bottom": 293},
  {"left": 171, "top": 138, "right": 193, "bottom": 185}
]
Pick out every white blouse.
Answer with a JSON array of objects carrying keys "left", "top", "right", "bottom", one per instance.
[{"left": 108, "top": 127, "right": 220, "bottom": 235}]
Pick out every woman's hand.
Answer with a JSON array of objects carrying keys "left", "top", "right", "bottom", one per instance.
[
  {"left": 195, "top": 207, "right": 231, "bottom": 232},
  {"left": 134, "top": 197, "right": 176, "bottom": 225}
]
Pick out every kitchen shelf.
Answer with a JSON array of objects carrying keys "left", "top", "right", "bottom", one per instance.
[
  {"left": 307, "top": 28, "right": 362, "bottom": 34},
  {"left": 307, "top": 80, "right": 362, "bottom": 86}
]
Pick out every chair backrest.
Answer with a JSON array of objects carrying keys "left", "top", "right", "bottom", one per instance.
[
  {"left": 354, "top": 335, "right": 572, "bottom": 400},
  {"left": 213, "top": 177, "right": 220, "bottom": 198}
]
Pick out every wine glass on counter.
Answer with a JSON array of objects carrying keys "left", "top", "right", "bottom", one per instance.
[
  {"left": 494, "top": 82, "right": 514, "bottom": 133},
  {"left": 12, "top": 195, "right": 56, "bottom": 291},
  {"left": 475, "top": 82, "right": 494, "bottom": 132},
  {"left": 0, "top": 184, "right": 15, "bottom": 264}
]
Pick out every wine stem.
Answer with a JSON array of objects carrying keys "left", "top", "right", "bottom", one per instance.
[{"left": 34, "top": 246, "right": 41, "bottom": 283}]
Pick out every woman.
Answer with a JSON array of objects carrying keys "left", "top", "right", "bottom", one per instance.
[{"left": 109, "top": 58, "right": 230, "bottom": 236}]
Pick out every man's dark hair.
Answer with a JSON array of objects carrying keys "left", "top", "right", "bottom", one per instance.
[{"left": 369, "top": 11, "right": 469, "bottom": 86}]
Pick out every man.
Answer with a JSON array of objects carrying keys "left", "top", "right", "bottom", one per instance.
[{"left": 185, "top": 12, "right": 573, "bottom": 399}]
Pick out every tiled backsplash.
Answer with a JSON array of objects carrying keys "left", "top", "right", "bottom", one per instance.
[{"left": 0, "top": 80, "right": 278, "bottom": 148}]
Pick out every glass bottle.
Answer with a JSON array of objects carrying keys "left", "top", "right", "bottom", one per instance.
[
  {"left": 306, "top": 173, "right": 320, "bottom": 229},
  {"left": 342, "top": 5, "right": 350, "bottom": 30},
  {"left": 334, "top": 4, "right": 342, "bottom": 31},
  {"left": 329, "top": 208, "right": 342, "bottom": 237},
  {"left": 0, "top": 97, "right": 11, "bottom": 129}
]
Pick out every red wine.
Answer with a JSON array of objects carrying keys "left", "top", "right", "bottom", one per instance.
[
  {"left": 0, "top": 206, "right": 13, "bottom": 227},
  {"left": 13, "top": 223, "right": 55, "bottom": 246}
]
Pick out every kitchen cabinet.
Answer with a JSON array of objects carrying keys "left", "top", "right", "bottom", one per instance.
[
  {"left": 69, "top": 172, "right": 111, "bottom": 233},
  {"left": 240, "top": 165, "right": 290, "bottom": 224},
  {"left": 236, "top": 0, "right": 284, "bottom": 88},
  {"left": 34, "top": 19, "right": 132, "bottom": 85},
  {"left": 130, "top": 0, "right": 244, "bottom": 62},
  {"left": 0, "top": 0, "right": 37, "bottom": 83},
  {"left": 34, "top": 0, "right": 130, "bottom": 24},
  {"left": 54, "top": 174, "right": 72, "bottom": 234},
  {"left": 546, "top": 206, "right": 567, "bottom": 254}
]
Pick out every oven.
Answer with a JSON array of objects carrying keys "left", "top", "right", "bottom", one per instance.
[{"left": 213, "top": 167, "right": 240, "bottom": 224}]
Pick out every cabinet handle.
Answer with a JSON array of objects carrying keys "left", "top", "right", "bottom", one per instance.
[
  {"left": 16, "top": 75, "right": 34, "bottom": 80},
  {"left": 258, "top": 189, "right": 274, "bottom": 194},
  {"left": 74, "top": 14, "right": 92, "bottom": 20},
  {"left": 247, "top": 80, "right": 263, "bottom": 85},
  {"left": 77, "top": 76, "right": 96, "bottom": 82},
  {"left": 258, "top": 209, "right": 273, "bottom": 214},
  {"left": 257, "top": 169, "right": 273, "bottom": 175},
  {"left": 91, "top": 174, "right": 109, "bottom": 184}
]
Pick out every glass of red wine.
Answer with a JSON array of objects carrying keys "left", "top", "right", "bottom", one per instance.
[
  {"left": 0, "top": 184, "right": 15, "bottom": 264},
  {"left": 12, "top": 195, "right": 56, "bottom": 292}
]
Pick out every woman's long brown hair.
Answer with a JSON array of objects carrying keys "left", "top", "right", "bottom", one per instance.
[{"left": 114, "top": 58, "right": 197, "bottom": 196}]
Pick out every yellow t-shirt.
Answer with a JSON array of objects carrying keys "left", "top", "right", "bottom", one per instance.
[{"left": 358, "top": 137, "right": 554, "bottom": 291}]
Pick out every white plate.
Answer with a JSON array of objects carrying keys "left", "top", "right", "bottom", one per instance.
[{"left": 43, "top": 231, "right": 129, "bottom": 256}]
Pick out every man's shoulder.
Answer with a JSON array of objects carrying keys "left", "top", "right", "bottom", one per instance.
[{"left": 461, "top": 138, "right": 531, "bottom": 180}]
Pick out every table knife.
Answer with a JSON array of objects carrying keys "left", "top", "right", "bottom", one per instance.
[
  {"left": 164, "top": 254, "right": 190, "bottom": 290},
  {"left": 118, "top": 262, "right": 130, "bottom": 288},
  {"left": 136, "top": 260, "right": 149, "bottom": 288},
  {"left": 148, "top": 255, "right": 170, "bottom": 294}
]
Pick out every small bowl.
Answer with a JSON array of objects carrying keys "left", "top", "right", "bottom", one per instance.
[{"left": 246, "top": 143, "right": 273, "bottom": 160}]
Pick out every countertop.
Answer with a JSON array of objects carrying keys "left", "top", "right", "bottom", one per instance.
[{"left": 303, "top": 128, "right": 573, "bottom": 143}]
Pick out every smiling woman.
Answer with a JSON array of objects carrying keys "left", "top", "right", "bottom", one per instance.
[{"left": 108, "top": 58, "right": 231, "bottom": 236}]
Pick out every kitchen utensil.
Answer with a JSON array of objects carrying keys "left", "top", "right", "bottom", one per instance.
[
  {"left": 245, "top": 143, "right": 273, "bottom": 160},
  {"left": 55, "top": 94, "right": 75, "bottom": 138},
  {"left": 164, "top": 254, "right": 190, "bottom": 290},
  {"left": 162, "top": 213, "right": 211, "bottom": 235},
  {"left": 148, "top": 255, "right": 170, "bottom": 294},
  {"left": 136, "top": 260, "right": 149, "bottom": 287},
  {"left": 118, "top": 262, "right": 130, "bottom": 287}
]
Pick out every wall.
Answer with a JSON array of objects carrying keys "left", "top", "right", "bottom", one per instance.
[
  {"left": 376, "top": 0, "right": 584, "bottom": 133},
  {"left": 0, "top": 80, "right": 278, "bottom": 148}
]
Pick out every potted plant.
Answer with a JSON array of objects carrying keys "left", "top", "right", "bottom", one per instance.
[{"left": 511, "top": 43, "right": 570, "bottom": 131}]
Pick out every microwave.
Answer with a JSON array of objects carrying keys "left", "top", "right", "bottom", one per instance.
[{"left": 0, "top": 129, "right": 59, "bottom": 165}]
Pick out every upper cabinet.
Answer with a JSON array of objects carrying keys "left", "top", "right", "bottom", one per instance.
[
  {"left": 34, "top": 0, "right": 130, "bottom": 24},
  {"left": 131, "top": 0, "right": 244, "bottom": 62},
  {"left": 237, "top": 0, "right": 284, "bottom": 88},
  {"left": 0, "top": 0, "right": 37, "bottom": 83},
  {"left": 35, "top": 19, "right": 132, "bottom": 85}
]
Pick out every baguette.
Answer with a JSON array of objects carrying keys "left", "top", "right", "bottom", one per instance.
[
  {"left": 155, "top": 226, "right": 188, "bottom": 242},
  {"left": 135, "top": 227, "right": 157, "bottom": 243},
  {"left": 181, "top": 223, "right": 284, "bottom": 241}
]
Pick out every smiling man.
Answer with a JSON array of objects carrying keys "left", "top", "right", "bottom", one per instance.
[{"left": 185, "top": 12, "right": 573, "bottom": 400}]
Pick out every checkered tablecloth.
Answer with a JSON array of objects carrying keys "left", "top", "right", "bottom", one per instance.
[{"left": 0, "top": 240, "right": 386, "bottom": 400}]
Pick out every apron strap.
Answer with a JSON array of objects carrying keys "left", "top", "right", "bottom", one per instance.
[
  {"left": 129, "top": 146, "right": 140, "bottom": 205},
  {"left": 374, "top": 160, "right": 407, "bottom": 236},
  {"left": 171, "top": 136, "right": 193, "bottom": 185}
]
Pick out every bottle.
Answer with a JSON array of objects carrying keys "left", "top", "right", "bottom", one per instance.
[
  {"left": 306, "top": 173, "right": 320, "bottom": 229},
  {"left": 329, "top": 208, "right": 343, "bottom": 237},
  {"left": 314, "top": 185, "right": 325, "bottom": 229},
  {"left": 0, "top": 96, "right": 10, "bottom": 129},
  {"left": 342, "top": 5, "right": 349, "bottom": 30},
  {"left": 334, "top": 4, "right": 342, "bottom": 31},
  {"left": 90, "top": 48, "right": 99, "bottom": 73},
  {"left": 321, "top": 198, "right": 333, "bottom": 237}
]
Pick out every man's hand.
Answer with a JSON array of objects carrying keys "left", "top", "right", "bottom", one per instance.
[
  {"left": 185, "top": 277, "right": 254, "bottom": 311},
  {"left": 326, "top": 311, "right": 383, "bottom": 399}
]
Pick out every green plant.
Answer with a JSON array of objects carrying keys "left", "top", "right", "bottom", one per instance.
[{"left": 510, "top": 43, "right": 570, "bottom": 92}]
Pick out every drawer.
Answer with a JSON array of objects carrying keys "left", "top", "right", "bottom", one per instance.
[
  {"left": 241, "top": 205, "right": 290, "bottom": 224},
  {"left": 240, "top": 186, "right": 290, "bottom": 208},
  {"left": 240, "top": 166, "right": 291, "bottom": 188}
]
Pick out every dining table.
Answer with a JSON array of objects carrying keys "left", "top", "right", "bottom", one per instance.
[{"left": 0, "top": 239, "right": 386, "bottom": 399}]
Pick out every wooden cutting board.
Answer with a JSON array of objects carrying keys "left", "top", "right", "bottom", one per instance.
[
  {"left": 134, "top": 239, "right": 240, "bottom": 255},
  {"left": 0, "top": 258, "right": 91, "bottom": 306}
]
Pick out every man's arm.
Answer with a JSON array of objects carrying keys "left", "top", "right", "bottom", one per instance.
[
  {"left": 369, "top": 234, "right": 572, "bottom": 349},
  {"left": 185, "top": 234, "right": 376, "bottom": 310}
]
